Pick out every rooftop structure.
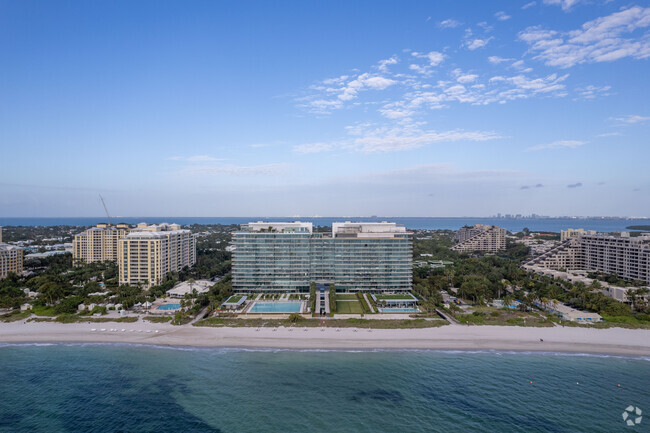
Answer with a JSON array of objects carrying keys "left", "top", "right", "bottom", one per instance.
[
  {"left": 222, "top": 295, "right": 248, "bottom": 309},
  {"left": 165, "top": 279, "right": 213, "bottom": 298},
  {"left": 243, "top": 221, "right": 313, "bottom": 233},
  {"left": 560, "top": 228, "right": 597, "bottom": 242},
  {"left": 332, "top": 221, "right": 406, "bottom": 238},
  {"left": 232, "top": 221, "right": 412, "bottom": 293},
  {"left": 451, "top": 224, "right": 506, "bottom": 253}
]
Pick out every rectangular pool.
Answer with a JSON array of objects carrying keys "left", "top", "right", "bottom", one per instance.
[
  {"left": 158, "top": 304, "right": 181, "bottom": 310},
  {"left": 249, "top": 302, "right": 302, "bottom": 313},
  {"left": 379, "top": 307, "right": 419, "bottom": 313}
]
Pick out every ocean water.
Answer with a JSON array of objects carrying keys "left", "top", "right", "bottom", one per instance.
[
  {"left": 0, "top": 216, "right": 648, "bottom": 232},
  {"left": 0, "top": 345, "right": 648, "bottom": 433}
]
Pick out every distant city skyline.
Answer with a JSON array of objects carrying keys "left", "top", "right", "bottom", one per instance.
[{"left": 1, "top": 1, "right": 649, "bottom": 217}]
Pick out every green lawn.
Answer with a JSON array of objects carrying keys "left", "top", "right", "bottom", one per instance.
[
  {"left": 336, "top": 294, "right": 358, "bottom": 300},
  {"left": 336, "top": 300, "right": 363, "bottom": 314},
  {"left": 375, "top": 294, "right": 415, "bottom": 301},
  {"left": 225, "top": 295, "right": 243, "bottom": 303}
]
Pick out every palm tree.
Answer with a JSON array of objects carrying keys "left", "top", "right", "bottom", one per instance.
[{"left": 40, "top": 281, "right": 62, "bottom": 306}]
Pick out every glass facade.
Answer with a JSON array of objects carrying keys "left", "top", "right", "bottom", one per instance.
[{"left": 232, "top": 230, "right": 412, "bottom": 293}]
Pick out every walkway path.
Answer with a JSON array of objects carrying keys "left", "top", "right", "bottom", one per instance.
[
  {"left": 189, "top": 307, "right": 210, "bottom": 325},
  {"left": 323, "top": 290, "right": 331, "bottom": 315},
  {"left": 436, "top": 308, "right": 459, "bottom": 325},
  {"left": 363, "top": 293, "right": 376, "bottom": 313}
]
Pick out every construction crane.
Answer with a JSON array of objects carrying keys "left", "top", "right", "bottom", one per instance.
[{"left": 99, "top": 195, "right": 113, "bottom": 226}]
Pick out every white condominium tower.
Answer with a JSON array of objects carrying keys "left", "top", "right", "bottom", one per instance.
[
  {"left": 118, "top": 223, "right": 196, "bottom": 287},
  {"left": 451, "top": 224, "right": 506, "bottom": 253},
  {"left": 73, "top": 223, "right": 130, "bottom": 263},
  {"left": 232, "top": 221, "right": 412, "bottom": 293}
]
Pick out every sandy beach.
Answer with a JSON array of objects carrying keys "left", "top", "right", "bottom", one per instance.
[{"left": 1, "top": 321, "right": 649, "bottom": 356}]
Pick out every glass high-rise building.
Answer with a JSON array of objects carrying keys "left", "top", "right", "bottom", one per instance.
[{"left": 232, "top": 222, "right": 412, "bottom": 293}]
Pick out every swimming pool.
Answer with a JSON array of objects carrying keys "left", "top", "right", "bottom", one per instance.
[
  {"left": 158, "top": 304, "right": 181, "bottom": 310},
  {"left": 249, "top": 302, "right": 302, "bottom": 313},
  {"left": 379, "top": 307, "right": 419, "bottom": 313}
]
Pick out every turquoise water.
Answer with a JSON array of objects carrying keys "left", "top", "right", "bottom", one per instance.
[
  {"left": 0, "top": 345, "right": 648, "bottom": 432},
  {"left": 158, "top": 304, "right": 181, "bottom": 310},
  {"left": 249, "top": 301, "right": 301, "bottom": 313}
]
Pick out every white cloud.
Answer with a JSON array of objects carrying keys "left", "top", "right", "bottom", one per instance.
[
  {"left": 575, "top": 85, "right": 612, "bottom": 99},
  {"left": 495, "top": 11, "right": 511, "bottom": 21},
  {"left": 439, "top": 19, "right": 461, "bottom": 28},
  {"left": 293, "top": 142, "right": 335, "bottom": 154},
  {"left": 301, "top": 71, "right": 397, "bottom": 112},
  {"left": 519, "top": 6, "right": 650, "bottom": 68},
  {"left": 378, "top": 107, "right": 415, "bottom": 119},
  {"left": 597, "top": 132, "right": 622, "bottom": 137},
  {"left": 177, "top": 163, "right": 290, "bottom": 176},
  {"left": 457, "top": 73, "right": 479, "bottom": 83},
  {"left": 377, "top": 56, "right": 399, "bottom": 73},
  {"left": 543, "top": 0, "right": 583, "bottom": 12},
  {"left": 167, "top": 155, "right": 225, "bottom": 162},
  {"left": 611, "top": 114, "right": 650, "bottom": 124},
  {"left": 292, "top": 123, "right": 501, "bottom": 154},
  {"left": 408, "top": 51, "right": 445, "bottom": 75},
  {"left": 347, "top": 125, "right": 501, "bottom": 153},
  {"left": 466, "top": 37, "right": 493, "bottom": 50},
  {"left": 522, "top": 1, "right": 536, "bottom": 9},
  {"left": 301, "top": 45, "right": 578, "bottom": 118},
  {"left": 488, "top": 56, "right": 511, "bottom": 64},
  {"left": 527, "top": 140, "right": 586, "bottom": 151}
]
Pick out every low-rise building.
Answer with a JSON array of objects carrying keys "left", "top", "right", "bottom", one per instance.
[
  {"left": 535, "top": 300, "right": 602, "bottom": 323},
  {"left": 165, "top": 279, "right": 213, "bottom": 298}
]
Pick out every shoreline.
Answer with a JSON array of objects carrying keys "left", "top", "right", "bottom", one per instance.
[{"left": 1, "top": 322, "right": 649, "bottom": 356}]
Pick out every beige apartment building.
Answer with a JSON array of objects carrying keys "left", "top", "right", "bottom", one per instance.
[
  {"left": 0, "top": 227, "right": 23, "bottom": 279},
  {"left": 118, "top": 223, "right": 196, "bottom": 287},
  {"left": 72, "top": 223, "right": 131, "bottom": 263},
  {"left": 451, "top": 224, "right": 506, "bottom": 253},
  {"left": 560, "top": 228, "right": 597, "bottom": 242},
  {"left": 526, "top": 232, "right": 650, "bottom": 284}
]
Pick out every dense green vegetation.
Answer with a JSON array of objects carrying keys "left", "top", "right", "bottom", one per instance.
[
  {"left": 626, "top": 225, "right": 650, "bottom": 231},
  {"left": 356, "top": 292, "right": 372, "bottom": 314},
  {"left": 195, "top": 317, "right": 447, "bottom": 328},
  {"left": 0, "top": 224, "right": 236, "bottom": 326},
  {"left": 328, "top": 283, "right": 336, "bottom": 314},
  {"left": 411, "top": 230, "right": 650, "bottom": 326}
]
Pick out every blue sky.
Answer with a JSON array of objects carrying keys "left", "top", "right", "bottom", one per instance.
[{"left": 1, "top": 0, "right": 649, "bottom": 217}]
